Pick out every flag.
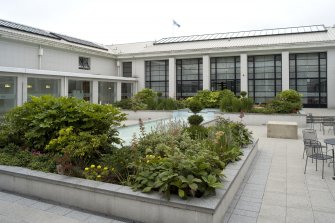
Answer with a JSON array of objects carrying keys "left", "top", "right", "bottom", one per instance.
[{"left": 173, "top": 20, "right": 180, "bottom": 28}]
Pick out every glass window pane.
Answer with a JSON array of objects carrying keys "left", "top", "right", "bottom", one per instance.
[
  {"left": 99, "top": 82, "right": 116, "bottom": 104},
  {"left": 27, "top": 78, "right": 60, "bottom": 100},
  {"left": 0, "top": 76, "right": 17, "bottom": 114},
  {"left": 68, "top": 80, "right": 91, "bottom": 101}
]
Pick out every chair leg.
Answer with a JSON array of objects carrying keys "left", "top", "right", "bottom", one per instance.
[
  {"left": 316, "top": 158, "right": 318, "bottom": 171},
  {"left": 304, "top": 157, "right": 308, "bottom": 174},
  {"left": 303, "top": 148, "right": 305, "bottom": 159},
  {"left": 322, "top": 160, "right": 324, "bottom": 179}
]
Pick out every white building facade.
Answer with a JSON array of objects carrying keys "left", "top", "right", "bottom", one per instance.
[{"left": 1, "top": 20, "right": 335, "bottom": 114}]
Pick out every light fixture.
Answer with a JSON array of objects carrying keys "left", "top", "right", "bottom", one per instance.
[
  {"left": 27, "top": 84, "right": 32, "bottom": 89},
  {"left": 4, "top": 84, "right": 11, "bottom": 88},
  {"left": 45, "top": 85, "right": 51, "bottom": 89},
  {"left": 108, "top": 87, "right": 112, "bottom": 90}
]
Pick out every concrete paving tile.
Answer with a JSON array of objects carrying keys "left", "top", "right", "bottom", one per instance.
[
  {"left": 286, "top": 207, "right": 314, "bottom": 223},
  {"left": 30, "top": 201, "right": 56, "bottom": 211},
  {"left": 85, "top": 215, "right": 115, "bottom": 223},
  {"left": 228, "top": 214, "right": 257, "bottom": 223},
  {"left": 287, "top": 194, "right": 312, "bottom": 209},
  {"left": 241, "top": 189, "right": 264, "bottom": 199},
  {"left": 14, "top": 197, "right": 38, "bottom": 207},
  {"left": 46, "top": 205, "right": 73, "bottom": 215},
  {"left": 235, "top": 200, "right": 262, "bottom": 212},
  {"left": 262, "top": 192, "right": 286, "bottom": 207},
  {"left": 232, "top": 208, "right": 259, "bottom": 218},
  {"left": 0, "top": 193, "right": 23, "bottom": 203},
  {"left": 65, "top": 210, "right": 92, "bottom": 221},
  {"left": 314, "top": 211, "right": 335, "bottom": 223},
  {"left": 258, "top": 205, "right": 286, "bottom": 223},
  {"left": 265, "top": 180, "right": 287, "bottom": 193}
]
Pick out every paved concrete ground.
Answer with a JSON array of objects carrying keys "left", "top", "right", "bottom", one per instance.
[
  {"left": 224, "top": 124, "right": 335, "bottom": 223},
  {"left": 0, "top": 191, "right": 128, "bottom": 223}
]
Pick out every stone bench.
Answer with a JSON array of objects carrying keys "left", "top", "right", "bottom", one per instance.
[{"left": 267, "top": 121, "right": 298, "bottom": 139}]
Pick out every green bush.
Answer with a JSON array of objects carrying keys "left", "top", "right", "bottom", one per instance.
[
  {"left": 240, "top": 97, "right": 254, "bottom": 112},
  {"left": 188, "top": 100, "right": 203, "bottom": 114},
  {"left": 0, "top": 95, "right": 126, "bottom": 155},
  {"left": 219, "top": 89, "right": 236, "bottom": 112},
  {"left": 192, "top": 90, "right": 221, "bottom": 108},
  {"left": 240, "top": 91, "right": 247, "bottom": 98},
  {"left": 231, "top": 97, "right": 242, "bottom": 112},
  {"left": 113, "top": 98, "right": 133, "bottom": 109},
  {"left": 250, "top": 107, "right": 275, "bottom": 114},
  {"left": 187, "top": 114, "right": 204, "bottom": 126},
  {"left": 268, "top": 90, "right": 302, "bottom": 113},
  {"left": 156, "top": 98, "right": 184, "bottom": 110},
  {"left": 185, "top": 125, "right": 208, "bottom": 140}
]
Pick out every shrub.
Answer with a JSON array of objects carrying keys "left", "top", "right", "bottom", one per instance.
[
  {"left": 240, "top": 97, "right": 254, "bottom": 112},
  {"left": 269, "top": 90, "right": 302, "bottom": 113},
  {"left": 240, "top": 91, "right": 247, "bottom": 98},
  {"left": 192, "top": 90, "right": 221, "bottom": 108},
  {"left": 188, "top": 100, "right": 203, "bottom": 114},
  {"left": 187, "top": 114, "right": 204, "bottom": 126},
  {"left": 231, "top": 97, "right": 242, "bottom": 112},
  {"left": 156, "top": 98, "right": 184, "bottom": 110},
  {"left": 250, "top": 107, "right": 275, "bottom": 114},
  {"left": 113, "top": 98, "right": 133, "bottom": 109},
  {"left": 219, "top": 89, "right": 236, "bottom": 112},
  {"left": 0, "top": 95, "right": 126, "bottom": 155},
  {"left": 185, "top": 125, "right": 208, "bottom": 140}
]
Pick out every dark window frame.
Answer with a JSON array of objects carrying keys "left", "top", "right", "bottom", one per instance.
[
  {"left": 210, "top": 56, "right": 240, "bottom": 94},
  {"left": 289, "top": 52, "right": 327, "bottom": 108},
  {"left": 145, "top": 60, "right": 169, "bottom": 97},
  {"left": 248, "top": 54, "right": 282, "bottom": 104},
  {"left": 176, "top": 58, "right": 203, "bottom": 99},
  {"left": 79, "top": 57, "right": 90, "bottom": 70}
]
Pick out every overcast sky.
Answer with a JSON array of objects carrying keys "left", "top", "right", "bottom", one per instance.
[{"left": 0, "top": 0, "right": 334, "bottom": 45}]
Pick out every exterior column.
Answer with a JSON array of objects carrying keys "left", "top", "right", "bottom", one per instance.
[
  {"left": 63, "top": 77, "right": 68, "bottom": 97},
  {"left": 92, "top": 80, "right": 98, "bottom": 104},
  {"left": 60, "top": 77, "right": 66, "bottom": 97},
  {"left": 168, "top": 58, "right": 176, "bottom": 99},
  {"left": 133, "top": 59, "right": 145, "bottom": 91},
  {"left": 282, "top": 51, "right": 290, "bottom": 90},
  {"left": 328, "top": 49, "right": 335, "bottom": 108},
  {"left": 116, "top": 82, "right": 122, "bottom": 101},
  {"left": 240, "top": 54, "right": 248, "bottom": 93},
  {"left": 203, "top": 55, "right": 210, "bottom": 90},
  {"left": 17, "top": 75, "right": 25, "bottom": 106}
]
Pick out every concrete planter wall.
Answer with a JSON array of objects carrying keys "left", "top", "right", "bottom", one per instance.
[
  {"left": 217, "top": 112, "right": 307, "bottom": 127},
  {"left": 0, "top": 140, "right": 258, "bottom": 223}
]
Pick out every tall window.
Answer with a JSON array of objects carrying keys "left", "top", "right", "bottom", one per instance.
[
  {"left": 248, "top": 55, "right": 282, "bottom": 103},
  {"left": 68, "top": 80, "right": 91, "bottom": 101},
  {"left": 121, "top": 62, "right": 133, "bottom": 100},
  {"left": 145, "top": 60, "right": 169, "bottom": 97},
  {"left": 210, "top": 57, "right": 240, "bottom": 94},
  {"left": 289, "top": 53, "right": 327, "bottom": 108},
  {"left": 176, "top": 58, "right": 203, "bottom": 99},
  {"left": 0, "top": 76, "right": 16, "bottom": 114},
  {"left": 98, "top": 82, "right": 116, "bottom": 104},
  {"left": 27, "top": 78, "right": 60, "bottom": 100},
  {"left": 122, "top": 62, "right": 132, "bottom": 77},
  {"left": 121, "top": 83, "right": 132, "bottom": 99}
]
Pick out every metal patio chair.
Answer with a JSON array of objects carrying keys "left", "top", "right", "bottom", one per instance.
[
  {"left": 304, "top": 139, "right": 334, "bottom": 179},
  {"left": 322, "top": 117, "right": 335, "bottom": 135},
  {"left": 302, "top": 129, "right": 327, "bottom": 159}
]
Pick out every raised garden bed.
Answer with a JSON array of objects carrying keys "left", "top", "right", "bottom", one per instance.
[{"left": 0, "top": 139, "right": 258, "bottom": 223}]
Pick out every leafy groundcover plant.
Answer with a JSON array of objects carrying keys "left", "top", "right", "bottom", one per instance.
[
  {"left": 0, "top": 96, "right": 126, "bottom": 176},
  {"left": 84, "top": 118, "right": 253, "bottom": 199},
  {"left": 0, "top": 95, "right": 253, "bottom": 200}
]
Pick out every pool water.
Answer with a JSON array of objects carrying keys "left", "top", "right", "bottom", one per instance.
[{"left": 117, "top": 109, "right": 217, "bottom": 146}]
